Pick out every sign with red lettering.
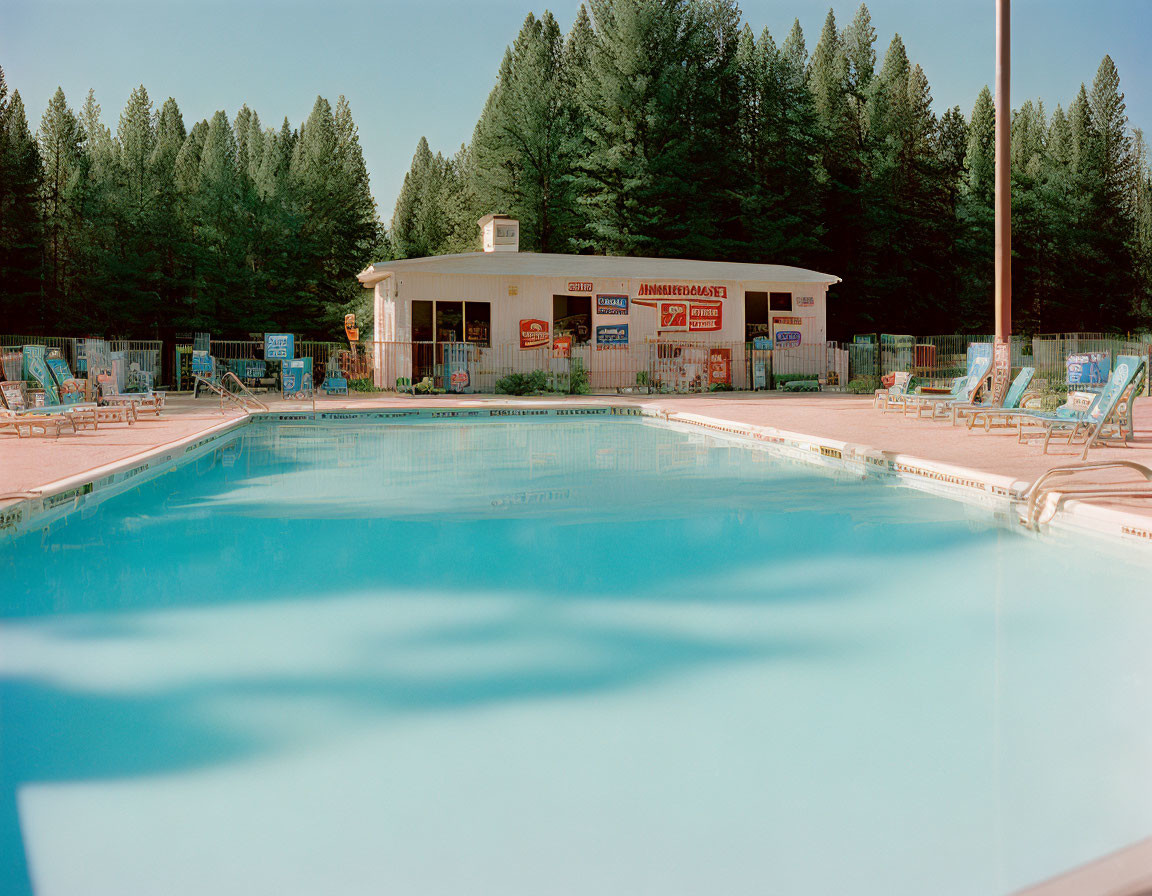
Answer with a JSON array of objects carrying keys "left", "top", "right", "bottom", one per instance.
[
  {"left": 520, "top": 319, "right": 549, "bottom": 349},
  {"left": 708, "top": 348, "right": 732, "bottom": 385},
  {"left": 660, "top": 302, "right": 688, "bottom": 330},
  {"left": 567, "top": 281, "right": 594, "bottom": 293},
  {"left": 553, "top": 335, "right": 572, "bottom": 358},
  {"left": 689, "top": 301, "right": 723, "bottom": 332},
  {"left": 637, "top": 283, "right": 728, "bottom": 299}
]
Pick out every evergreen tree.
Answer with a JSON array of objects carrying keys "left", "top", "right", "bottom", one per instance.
[
  {"left": 37, "top": 87, "right": 83, "bottom": 317},
  {"left": 0, "top": 85, "right": 44, "bottom": 330}
]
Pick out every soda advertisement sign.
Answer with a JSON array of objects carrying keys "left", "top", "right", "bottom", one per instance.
[
  {"left": 773, "top": 316, "right": 802, "bottom": 348},
  {"left": 567, "top": 281, "right": 594, "bottom": 293},
  {"left": 1066, "top": 351, "right": 1110, "bottom": 386},
  {"left": 553, "top": 335, "right": 572, "bottom": 358},
  {"left": 596, "top": 324, "right": 629, "bottom": 347},
  {"left": 688, "top": 301, "right": 722, "bottom": 332},
  {"left": 708, "top": 348, "right": 732, "bottom": 385},
  {"left": 796, "top": 295, "right": 815, "bottom": 307},
  {"left": 450, "top": 369, "right": 470, "bottom": 391},
  {"left": 660, "top": 302, "right": 688, "bottom": 330},
  {"left": 596, "top": 294, "right": 629, "bottom": 315},
  {"left": 264, "top": 333, "right": 294, "bottom": 360},
  {"left": 519, "top": 319, "right": 549, "bottom": 349}
]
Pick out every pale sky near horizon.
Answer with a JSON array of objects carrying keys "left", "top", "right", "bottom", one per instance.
[{"left": 2, "top": 0, "right": 1150, "bottom": 223}]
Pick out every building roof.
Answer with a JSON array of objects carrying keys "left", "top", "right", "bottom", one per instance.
[{"left": 357, "top": 252, "right": 841, "bottom": 287}]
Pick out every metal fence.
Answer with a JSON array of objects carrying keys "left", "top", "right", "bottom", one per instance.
[{"left": 365, "top": 339, "right": 850, "bottom": 395}]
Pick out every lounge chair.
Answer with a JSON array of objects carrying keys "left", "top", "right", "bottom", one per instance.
[
  {"left": 902, "top": 351, "right": 994, "bottom": 419},
  {"left": 953, "top": 366, "right": 1037, "bottom": 428},
  {"left": 1004, "top": 355, "right": 1147, "bottom": 459},
  {"left": 1, "top": 406, "right": 78, "bottom": 438},
  {"left": 874, "top": 372, "right": 912, "bottom": 412}
]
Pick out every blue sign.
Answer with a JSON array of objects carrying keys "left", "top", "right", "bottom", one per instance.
[
  {"left": 265, "top": 333, "right": 294, "bottom": 360},
  {"left": 281, "top": 357, "right": 312, "bottom": 395},
  {"left": 192, "top": 350, "right": 212, "bottom": 374},
  {"left": 775, "top": 331, "right": 802, "bottom": 348},
  {"left": 596, "top": 294, "right": 629, "bottom": 315},
  {"left": 1066, "top": 351, "right": 1110, "bottom": 386},
  {"left": 752, "top": 336, "right": 772, "bottom": 351},
  {"left": 596, "top": 324, "right": 629, "bottom": 346}
]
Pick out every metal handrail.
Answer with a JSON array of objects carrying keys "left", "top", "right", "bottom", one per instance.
[
  {"left": 219, "top": 372, "right": 269, "bottom": 412},
  {"left": 1021, "top": 461, "right": 1152, "bottom": 529}
]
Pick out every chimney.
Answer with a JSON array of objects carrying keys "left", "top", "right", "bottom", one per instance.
[{"left": 478, "top": 214, "right": 519, "bottom": 253}]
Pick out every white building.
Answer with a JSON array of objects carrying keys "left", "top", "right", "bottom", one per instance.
[{"left": 357, "top": 215, "right": 841, "bottom": 391}]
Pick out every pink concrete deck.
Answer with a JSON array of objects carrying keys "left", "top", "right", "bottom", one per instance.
[{"left": 3, "top": 393, "right": 1152, "bottom": 521}]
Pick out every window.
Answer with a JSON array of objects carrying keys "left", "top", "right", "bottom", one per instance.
[
  {"left": 770, "top": 292, "right": 793, "bottom": 312},
  {"left": 744, "top": 291, "right": 770, "bottom": 341},
  {"left": 553, "top": 295, "right": 592, "bottom": 345},
  {"left": 436, "top": 301, "right": 463, "bottom": 343},
  {"left": 412, "top": 301, "right": 433, "bottom": 342},
  {"left": 465, "top": 302, "right": 491, "bottom": 346}
]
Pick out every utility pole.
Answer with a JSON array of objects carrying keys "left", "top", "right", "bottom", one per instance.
[{"left": 993, "top": 0, "right": 1012, "bottom": 396}]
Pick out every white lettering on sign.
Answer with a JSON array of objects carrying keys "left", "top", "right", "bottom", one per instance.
[{"left": 567, "top": 281, "right": 594, "bottom": 293}]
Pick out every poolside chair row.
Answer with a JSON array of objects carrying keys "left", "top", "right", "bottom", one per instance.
[
  {"left": 0, "top": 379, "right": 165, "bottom": 439},
  {"left": 875, "top": 353, "right": 1149, "bottom": 461}
]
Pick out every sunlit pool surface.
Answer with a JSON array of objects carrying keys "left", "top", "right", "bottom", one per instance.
[{"left": 3, "top": 418, "right": 1152, "bottom": 895}]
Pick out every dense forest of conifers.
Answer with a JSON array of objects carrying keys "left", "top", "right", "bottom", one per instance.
[
  {"left": 0, "top": 71, "right": 381, "bottom": 340},
  {"left": 1, "top": 1, "right": 1150, "bottom": 341},
  {"left": 392, "top": 1, "right": 1152, "bottom": 338}
]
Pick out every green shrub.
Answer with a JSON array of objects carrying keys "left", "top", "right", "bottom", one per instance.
[
  {"left": 846, "top": 375, "right": 879, "bottom": 394},
  {"left": 570, "top": 359, "right": 590, "bottom": 394},
  {"left": 709, "top": 381, "right": 733, "bottom": 392},
  {"left": 772, "top": 372, "right": 819, "bottom": 389},
  {"left": 348, "top": 377, "right": 377, "bottom": 392},
  {"left": 782, "top": 379, "right": 820, "bottom": 392}
]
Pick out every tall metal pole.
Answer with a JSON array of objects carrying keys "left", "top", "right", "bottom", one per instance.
[{"left": 995, "top": 0, "right": 1011, "bottom": 340}]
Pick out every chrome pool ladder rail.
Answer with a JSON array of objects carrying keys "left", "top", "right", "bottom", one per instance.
[
  {"left": 193, "top": 373, "right": 269, "bottom": 414},
  {"left": 1020, "top": 461, "right": 1152, "bottom": 529}
]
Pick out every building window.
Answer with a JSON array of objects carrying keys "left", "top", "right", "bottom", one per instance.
[
  {"left": 553, "top": 295, "right": 592, "bottom": 345},
  {"left": 770, "top": 292, "right": 793, "bottom": 312},
  {"left": 436, "top": 301, "right": 463, "bottom": 343},
  {"left": 745, "top": 291, "right": 770, "bottom": 341},
  {"left": 412, "top": 301, "right": 433, "bottom": 342},
  {"left": 465, "top": 302, "right": 491, "bottom": 346}
]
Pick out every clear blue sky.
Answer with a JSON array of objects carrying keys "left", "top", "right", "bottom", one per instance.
[{"left": 2, "top": 0, "right": 1149, "bottom": 222}]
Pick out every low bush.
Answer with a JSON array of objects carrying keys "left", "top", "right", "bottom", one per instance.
[
  {"left": 846, "top": 375, "right": 878, "bottom": 394},
  {"left": 772, "top": 372, "right": 819, "bottom": 389}
]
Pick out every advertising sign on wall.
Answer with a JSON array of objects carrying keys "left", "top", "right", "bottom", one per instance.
[
  {"left": 596, "top": 324, "right": 629, "bottom": 348},
  {"left": 1066, "top": 351, "right": 1111, "bottom": 386},
  {"left": 567, "top": 281, "right": 594, "bottom": 293},
  {"left": 752, "top": 336, "right": 772, "bottom": 351},
  {"left": 659, "top": 302, "right": 688, "bottom": 330},
  {"left": 688, "top": 302, "right": 723, "bottom": 332},
  {"left": 773, "top": 317, "right": 802, "bottom": 348},
  {"left": 553, "top": 335, "right": 572, "bottom": 358},
  {"left": 265, "top": 333, "right": 294, "bottom": 360},
  {"left": 637, "top": 283, "right": 728, "bottom": 299},
  {"left": 708, "top": 348, "right": 732, "bottom": 385},
  {"left": 520, "top": 319, "right": 550, "bottom": 349},
  {"left": 192, "top": 350, "right": 212, "bottom": 374},
  {"left": 796, "top": 295, "right": 815, "bottom": 307},
  {"left": 596, "top": 294, "right": 629, "bottom": 315}
]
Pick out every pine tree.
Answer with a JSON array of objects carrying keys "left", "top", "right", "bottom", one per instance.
[
  {"left": 37, "top": 87, "right": 83, "bottom": 315},
  {"left": 0, "top": 86, "right": 44, "bottom": 330}
]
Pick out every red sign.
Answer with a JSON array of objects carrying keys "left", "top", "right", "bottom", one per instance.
[
  {"left": 553, "top": 335, "right": 572, "bottom": 358},
  {"left": 689, "top": 301, "right": 723, "bottom": 332},
  {"left": 660, "top": 302, "right": 688, "bottom": 330},
  {"left": 708, "top": 348, "right": 732, "bottom": 386},
  {"left": 567, "top": 281, "right": 593, "bottom": 293},
  {"left": 637, "top": 283, "right": 727, "bottom": 299},
  {"left": 520, "top": 319, "right": 549, "bottom": 349}
]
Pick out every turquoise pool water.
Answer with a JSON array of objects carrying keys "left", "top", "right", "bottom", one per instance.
[{"left": 2, "top": 418, "right": 1152, "bottom": 895}]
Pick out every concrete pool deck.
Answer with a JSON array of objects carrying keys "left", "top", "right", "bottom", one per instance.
[{"left": 4, "top": 390, "right": 1152, "bottom": 525}]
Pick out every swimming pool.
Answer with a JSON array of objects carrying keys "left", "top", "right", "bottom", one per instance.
[{"left": 3, "top": 417, "right": 1152, "bottom": 895}]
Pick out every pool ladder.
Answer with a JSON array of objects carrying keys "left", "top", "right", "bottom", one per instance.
[
  {"left": 1019, "top": 461, "right": 1152, "bottom": 529},
  {"left": 193, "top": 373, "right": 269, "bottom": 414}
]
